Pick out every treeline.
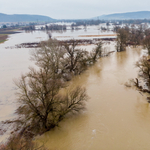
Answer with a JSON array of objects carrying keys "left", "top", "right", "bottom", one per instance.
[
  {"left": 115, "top": 24, "right": 150, "bottom": 52},
  {"left": 22, "top": 25, "right": 36, "bottom": 30},
  {"left": 41, "top": 24, "right": 67, "bottom": 30},
  {"left": 60, "top": 19, "right": 150, "bottom": 26},
  {"left": 119, "top": 19, "right": 150, "bottom": 25},
  {"left": 0, "top": 39, "right": 106, "bottom": 149},
  {"left": 71, "top": 20, "right": 106, "bottom": 26},
  {"left": 23, "top": 24, "right": 67, "bottom": 31}
]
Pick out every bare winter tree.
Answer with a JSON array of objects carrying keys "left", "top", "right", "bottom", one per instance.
[
  {"left": 14, "top": 73, "right": 87, "bottom": 134},
  {"left": 31, "top": 39, "right": 65, "bottom": 76},
  {"left": 62, "top": 40, "right": 89, "bottom": 75},
  {"left": 1, "top": 39, "right": 88, "bottom": 140},
  {"left": 116, "top": 28, "right": 128, "bottom": 52},
  {"left": 90, "top": 41, "right": 103, "bottom": 62},
  {"left": 143, "top": 35, "right": 150, "bottom": 55},
  {"left": 136, "top": 56, "right": 150, "bottom": 80}
]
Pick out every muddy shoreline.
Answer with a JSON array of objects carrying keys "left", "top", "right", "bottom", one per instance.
[
  {"left": 0, "top": 29, "right": 21, "bottom": 44},
  {"left": 0, "top": 35, "right": 8, "bottom": 43}
]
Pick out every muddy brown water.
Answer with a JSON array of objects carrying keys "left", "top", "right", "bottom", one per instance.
[
  {"left": 1, "top": 31, "right": 150, "bottom": 149},
  {"left": 37, "top": 47, "right": 150, "bottom": 150}
]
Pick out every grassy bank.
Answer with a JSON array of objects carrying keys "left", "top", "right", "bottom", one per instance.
[
  {"left": 0, "top": 34, "right": 8, "bottom": 43},
  {"left": 0, "top": 29, "right": 20, "bottom": 44}
]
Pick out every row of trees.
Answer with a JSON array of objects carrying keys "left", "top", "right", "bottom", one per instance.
[
  {"left": 116, "top": 25, "right": 150, "bottom": 97},
  {"left": 115, "top": 24, "right": 150, "bottom": 52},
  {"left": 1, "top": 39, "right": 104, "bottom": 149},
  {"left": 41, "top": 25, "right": 67, "bottom": 31},
  {"left": 61, "top": 19, "right": 150, "bottom": 26},
  {"left": 23, "top": 24, "right": 67, "bottom": 31},
  {"left": 23, "top": 25, "right": 35, "bottom": 30}
]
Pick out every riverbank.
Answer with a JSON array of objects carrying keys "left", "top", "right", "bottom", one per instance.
[
  {"left": 0, "top": 35, "right": 8, "bottom": 43},
  {"left": 0, "top": 29, "right": 21, "bottom": 44}
]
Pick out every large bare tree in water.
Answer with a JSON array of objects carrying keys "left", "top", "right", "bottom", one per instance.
[
  {"left": 62, "top": 40, "right": 89, "bottom": 75},
  {"left": 1, "top": 39, "right": 105, "bottom": 148},
  {"left": 116, "top": 28, "right": 128, "bottom": 52},
  {"left": 1, "top": 39, "right": 88, "bottom": 141}
]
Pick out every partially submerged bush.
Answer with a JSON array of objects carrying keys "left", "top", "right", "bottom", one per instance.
[
  {"left": 1, "top": 133, "right": 47, "bottom": 150},
  {"left": 136, "top": 56, "right": 150, "bottom": 84}
]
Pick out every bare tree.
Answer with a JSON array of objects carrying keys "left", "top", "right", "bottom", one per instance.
[
  {"left": 116, "top": 28, "right": 128, "bottom": 52},
  {"left": 1, "top": 39, "right": 88, "bottom": 139},
  {"left": 62, "top": 40, "right": 88, "bottom": 75},
  {"left": 90, "top": 41, "right": 103, "bottom": 62},
  {"left": 14, "top": 72, "right": 87, "bottom": 134},
  {"left": 143, "top": 35, "right": 150, "bottom": 55},
  {"left": 136, "top": 56, "right": 150, "bottom": 85},
  {"left": 31, "top": 39, "right": 65, "bottom": 76}
]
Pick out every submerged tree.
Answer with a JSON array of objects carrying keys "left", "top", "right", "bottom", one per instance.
[
  {"left": 62, "top": 40, "right": 88, "bottom": 75},
  {"left": 62, "top": 40, "right": 104, "bottom": 75},
  {"left": 14, "top": 73, "right": 87, "bottom": 135},
  {"left": 90, "top": 41, "right": 103, "bottom": 62},
  {"left": 136, "top": 56, "right": 150, "bottom": 84},
  {"left": 1, "top": 39, "right": 88, "bottom": 139},
  {"left": 143, "top": 35, "right": 150, "bottom": 55},
  {"left": 116, "top": 28, "right": 128, "bottom": 52}
]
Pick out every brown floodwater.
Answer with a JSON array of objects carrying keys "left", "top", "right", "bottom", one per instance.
[
  {"left": 37, "top": 46, "right": 150, "bottom": 150},
  {"left": 0, "top": 29, "right": 114, "bottom": 142},
  {"left": 1, "top": 30, "right": 150, "bottom": 149}
]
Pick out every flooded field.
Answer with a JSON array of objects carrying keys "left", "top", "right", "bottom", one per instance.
[
  {"left": 1, "top": 26, "right": 150, "bottom": 149},
  {"left": 36, "top": 24, "right": 116, "bottom": 40}
]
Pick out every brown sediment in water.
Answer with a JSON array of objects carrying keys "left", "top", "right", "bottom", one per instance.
[
  {"left": 37, "top": 46, "right": 150, "bottom": 150},
  {"left": 2, "top": 41, "right": 150, "bottom": 149},
  {"left": 1, "top": 27, "right": 150, "bottom": 149}
]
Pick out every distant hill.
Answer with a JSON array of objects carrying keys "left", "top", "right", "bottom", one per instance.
[
  {"left": 0, "top": 13, "right": 55, "bottom": 22},
  {"left": 94, "top": 11, "right": 150, "bottom": 20}
]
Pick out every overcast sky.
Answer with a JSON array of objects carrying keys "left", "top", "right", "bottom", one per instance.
[{"left": 0, "top": 0, "right": 150, "bottom": 19}]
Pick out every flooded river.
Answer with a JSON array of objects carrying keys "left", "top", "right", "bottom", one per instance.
[
  {"left": 1, "top": 29, "right": 150, "bottom": 149},
  {"left": 38, "top": 47, "right": 150, "bottom": 150}
]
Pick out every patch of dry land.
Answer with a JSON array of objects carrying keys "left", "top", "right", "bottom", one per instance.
[
  {"left": 0, "top": 29, "right": 20, "bottom": 44},
  {"left": 0, "top": 35, "right": 8, "bottom": 43}
]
